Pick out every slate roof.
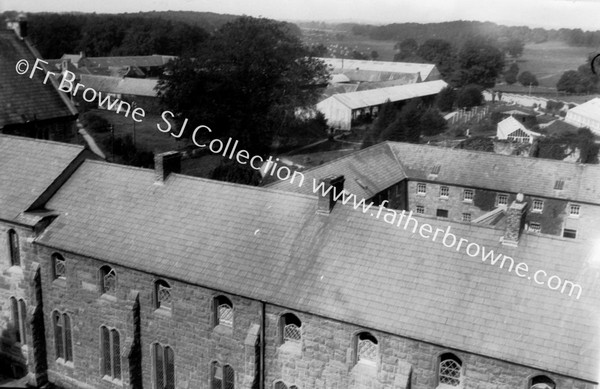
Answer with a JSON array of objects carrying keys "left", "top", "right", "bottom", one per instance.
[
  {"left": 0, "top": 134, "right": 85, "bottom": 225},
  {"left": 319, "top": 80, "right": 448, "bottom": 110},
  {"left": 269, "top": 142, "right": 405, "bottom": 200},
  {"left": 388, "top": 142, "right": 600, "bottom": 204},
  {"left": 78, "top": 75, "right": 158, "bottom": 97},
  {"left": 34, "top": 158, "right": 600, "bottom": 382},
  {"left": 270, "top": 142, "right": 600, "bottom": 205},
  {"left": 0, "top": 30, "right": 76, "bottom": 129}
]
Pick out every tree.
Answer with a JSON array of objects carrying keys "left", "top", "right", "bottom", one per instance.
[
  {"left": 556, "top": 69, "right": 596, "bottom": 93},
  {"left": 417, "top": 39, "right": 456, "bottom": 78},
  {"left": 503, "top": 38, "right": 524, "bottom": 58},
  {"left": 504, "top": 63, "right": 519, "bottom": 85},
  {"left": 456, "top": 85, "right": 483, "bottom": 109},
  {"left": 420, "top": 109, "right": 448, "bottom": 136},
  {"left": 518, "top": 71, "right": 539, "bottom": 86},
  {"left": 157, "top": 16, "right": 329, "bottom": 157},
  {"left": 377, "top": 99, "right": 423, "bottom": 144},
  {"left": 436, "top": 86, "right": 456, "bottom": 112},
  {"left": 394, "top": 38, "right": 419, "bottom": 61},
  {"left": 454, "top": 37, "right": 505, "bottom": 88},
  {"left": 362, "top": 100, "right": 397, "bottom": 148}
]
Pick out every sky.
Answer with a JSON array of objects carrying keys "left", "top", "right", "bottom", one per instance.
[{"left": 2, "top": 0, "right": 600, "bottom": 30}]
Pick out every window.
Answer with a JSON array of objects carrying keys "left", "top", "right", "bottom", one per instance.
[
  {"left": 462, "top": 189, "right": 474, "bottom": 202},
  {"left": 528, "top": 222, "right": 541, "bottom": 233},
  {"left": 52, "top": 253, "right": 66, "bottom": 280},
  {"left": 461, "top": 213, "right": 471, "bottom": 222},
  {"left": 532, "top": 199, "right": 544, "bottom": 213},
  {"left": 529, "top": 375, "right": 555, "bottom": 389},
  {"left": 436, "top": 209, "right": 449, "bottom": 218},
  {"left": 496, "top": 193, "right": 508, "bottom": 206},
  {"left": 101, "top": 326, "right": 121, "bottom": 380},
  {"left": 415, "top": 205, "right": 425, "bottom": 214},
  {"left": 439, "top": 186, "right": 449, "bottom": 198},
  {"left": 53, "top": 311, "right": 73, "bottom": 362},
  {"left": 8, "top": 230, "right": 20, "bottom": 267},
  {"left": 153, "top": 343, "right": 175, "bottom": 389},
  {"left": 554, "top": 180, "right": 564, "bottom": 190},
  {"left": 416, "top": 183, "right": 427, "bottom": 195},
  {"left": 280, "top": 313, "right": 302, "bottom": 344},
  {"left": 274, "top": 381, "right": 299, "bottom": 389},
  {"left": 569, "top": 204, "right": 580, "bottom": 217},
  {"left": 438, "top": 353, "right": 462, "bottom": 387},
  {"left": 211, "top": 362, "right": 234, "bottom": 389},
  {"left": 10, "top": 297, "right": 27, "bottom": 344},
  {"left": 355, "top": 332, "right": 378, "bottom": 365},
  {"left": 155, "top": 279, "right": 172, "bottom": 310},
  {"left": 431, "top": 164, "right": 441, "bottom": 175},
  {"left": 214, "top": 296, "right": 233, "bottom": 327},
  {"left": 99, "top": 265, "right": 116, "bottom": 295},
  {"left": 563, "top": 228, "right": 577, "bottom": 239}
]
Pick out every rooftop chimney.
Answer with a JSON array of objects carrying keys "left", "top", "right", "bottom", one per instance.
[
  {"left": 316, "top": 175, "right": 345, "bottom": 215},
  {"left": 17, "top": 13, "right": 27, "bottom": 39},
  {"left": 154, "top": 151, "right": 181, "bottom": 184},
  {"left": 502, "top": 193, "right": 527, "bottom": 246}
]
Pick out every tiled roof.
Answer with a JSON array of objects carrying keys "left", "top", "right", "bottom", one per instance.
[
  {"left": 272, "top": 142, "right": 600, "bottom": 205},
  {"left": 61, "top": 54, "right": 176, "bottom": 68},
  {"left": 268, "top": 142, "right": 406, "bottom": 200},
  {"left": 35, "top": 158, "right": 600, "bottom": 382},
  {"left": 319, "top": 80, "right": 448, "bottom": 110},
  {"left": 0, "top": 134, "right": 85, "bottom": 224},
  {"left": 0, "top": 31, "right": 76, "bottom": 128}
]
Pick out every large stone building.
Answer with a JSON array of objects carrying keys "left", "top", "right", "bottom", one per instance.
[
  {"left": 269, "top": 142, "right": 600, "bottom": 242},
  {"left": 0, "top": 135, "right": 599, "bottom": 389}
]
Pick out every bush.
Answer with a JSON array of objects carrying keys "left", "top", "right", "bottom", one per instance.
[
  {"left": 518, "top": 71, "right": 539, "bottom": 86},
  {"left": 456, "top": 85, "right": 483, "bottom": 109},
  {"left": 436, "top": 86, "right": 456, "bottom": 112},
  {"left": 420, "top": 109, "right": 448, "bottom": 136},
  {"left": 81, "top": 112, "right": 111, "bottom": 132}
]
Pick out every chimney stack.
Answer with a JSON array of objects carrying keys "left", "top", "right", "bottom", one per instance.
[
  {"left": 316, "top": 175, "right": 345, "bottom": 215},
  {"left": 154, "top": 151, "right": 181, "bottom": 184},
  {"left": 17, "top": 13, "right": 27, "bottom": 39},
  {"left": 502, "top": 193, "right": 527, "bottom": 246}
]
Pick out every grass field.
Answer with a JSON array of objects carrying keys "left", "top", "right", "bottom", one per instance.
[{"left": 509, "top": 41, "right": 595, "bottom": 88}]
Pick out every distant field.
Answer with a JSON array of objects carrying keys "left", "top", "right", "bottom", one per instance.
[
  {"left": 302, "top": 29, "right": 397, "bottom": 61},
  {"left": 514, "top": 41, "right": 596, "bottom": 88}
]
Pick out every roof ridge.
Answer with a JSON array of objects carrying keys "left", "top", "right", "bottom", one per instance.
[{"left": 0, "top": 134, "right": 85, "bottom": 150}]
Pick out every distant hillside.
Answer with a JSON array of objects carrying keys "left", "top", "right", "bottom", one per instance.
[{"left": 3, "top": 11, "right": 301, "bottom": 59}]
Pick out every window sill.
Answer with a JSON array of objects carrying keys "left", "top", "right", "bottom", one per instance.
[
  {"left": 462, "top": 199, "right": 473, "bottom": 203},
  {"left": 102, "top": 375, "right": 123, "bottom": 386},
  {"left": 352, "top": 361, "right": 377, "bottom": 375},
  {"left": 154, "top": 306, "right": 172, "bottom": 317},
  {"left": 5, "top": 266, "right": 23, "bottom": 276},
  {"left": 56, "top": 358, "right": 74, "bottom": 368},
  {"left": 214, "top": 323, "right": 233, "bottom": 335},
  {"left": 99, "top": 294, "right": 117, "bottom": 303},
  {"left": 53, "top": 277, "right": 67, "bottom": 287},
  {"left": 279, "top": 341, "right": 302, "bottom": 355}
]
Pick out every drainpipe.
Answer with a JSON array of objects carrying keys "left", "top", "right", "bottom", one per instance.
[{"left": 260, "top": 301, "right": 265, "bottom": 389}]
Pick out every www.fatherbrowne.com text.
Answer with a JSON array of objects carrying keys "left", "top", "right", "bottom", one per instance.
[{"left": 16, "top": 57, "right": 583, "bottom": 300}]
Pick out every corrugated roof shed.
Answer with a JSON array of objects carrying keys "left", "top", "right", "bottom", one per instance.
[
  {"left": 79, "top": 75, "right": 158, "bottom": 97},
  {"left": 34, "top": 158, "right": 600, "bottom": 382},
  {"left": 0, "top": 30, "right": 76, "bottom": 129},
  {"left": 497, "top": 116, "right": 541, "bottom": 139},
  {"left": 0, "top": 134, "right": 85, "bottom": 225},
  {"left": 323, "top": 80, "right": 448, "bottom": 110},
  {"left": 318, "top": 57, "right": 438, "bottom": 81}
]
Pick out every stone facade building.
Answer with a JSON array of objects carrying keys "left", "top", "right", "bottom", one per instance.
[
  {"left": 1, "top": 135, "right": 599, "bottom": 389},
  {"left": 270, "top": 141, "right": 600, "bottom": 242}
]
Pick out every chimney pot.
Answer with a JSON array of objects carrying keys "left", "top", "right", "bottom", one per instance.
[
  {"left": 154, "top": 151, "right": 181, "bottom": 184},
  {"left": 502, "top": 198, "right": 527, "bottom": 246},
  {"left": 316, "top": 175, "right": 345, "bottom": 215},
  {"left": 17, "top": 13, "right": 27, "bottom": 39}
]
